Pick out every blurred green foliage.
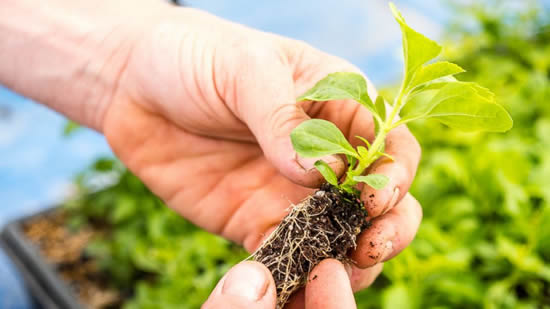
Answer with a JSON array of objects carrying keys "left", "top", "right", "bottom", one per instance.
[
  {"left": 65, "top": 160, "right": 247, "bottom": 308},
  {"left": 64, "top": 2, "right": 550, "bottom": 308},
  {"left": 359, "top": 2, "right": 550, "bottom": 308},
  {"left": 62, "top": 120, "right": 82, "bottom": 137}
]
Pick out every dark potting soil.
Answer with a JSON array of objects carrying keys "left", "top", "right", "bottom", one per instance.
[
  {"left": 253, "top": 183, "right": 370, "bottom": 307},
  {"left": 22, "top": 211, "right": 123, "bottom": 309}
]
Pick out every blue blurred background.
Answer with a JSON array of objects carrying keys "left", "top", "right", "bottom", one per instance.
[{"left": 1, "top": 0, "right": 547, "bottom": 308}]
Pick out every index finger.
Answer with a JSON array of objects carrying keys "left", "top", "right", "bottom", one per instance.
[{"left": 361, "top": 124, "right": 421, "bottom": 218}]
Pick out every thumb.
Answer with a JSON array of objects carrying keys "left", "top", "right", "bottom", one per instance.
[
  {"left": 235, "top": 56, "right": 345, "bottom": 188},
  {"left": 203, "top": 262, "right": 277, "bottom": 309}
]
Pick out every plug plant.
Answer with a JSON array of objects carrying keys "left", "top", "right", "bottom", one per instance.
[
  {"left": 253, "top": 3, "right": 513, "bottom": 308},
  {"left": 291, "top": 4, "right": 512, "bottom": 193}
]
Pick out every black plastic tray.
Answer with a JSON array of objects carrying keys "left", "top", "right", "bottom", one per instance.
[{"left": 0, "top": 209, "right": 83, "bottom": 309}]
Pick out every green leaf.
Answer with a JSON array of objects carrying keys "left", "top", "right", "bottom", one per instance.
[
  {"left": 93, "top": 158, "right": 116, "bottom": 172},
  {"left": 345, "top": 154, "right": 357, "bottom": 172},
  {"left": 470, "top": 83, "right": 496, "bottom": 101},
  {"left": 410, "top": 79, "right": 455, "bottom": 94},
  {"left": 430, "top": 102, "right": 513, "bottom": 133},
  {"left": 290, "top": 119, "right": 358, "bottom": 158},
  {"left": 353, "top": 174, "right": 389, "bottom": 190},
  {"left": 111, "top": 195, "right": 137, "bottom": 223},
  {"left": 400, "top": 89, "right": 440, "bottom": 119},
  {"left": 314, "top": 160, "right": 339, "bottom": 186},
  {"left": 357, "top": 146, "right": 369, "bottom": 158},
  {"left": 378, "top": 152, "right": 395, "bottom": 161},
  {"left": 408, "top": 61, "right": 465, "bottom": 91},
  {"left": 400, "top": 82, "right": 513, "bottom": 132},
  {"left": 297, "top": 72, "right": 375, "bottom": 112},
  {"left": 374, "top": 95, "right": 387, "bottom": 135},
  {"left": 355, "top": 135, "right": 371, "bottom": 148},
  {"left": 375, "top": 95, "right": 387, "bottom": 121},
  {"left": 390, "top": 3, "right": 442, "bottom": 86},
  {"left": 63, "top": 120, "right": 82, "bottom": 137}
]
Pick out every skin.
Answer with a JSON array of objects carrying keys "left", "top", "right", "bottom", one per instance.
[
  {"left": 204, "top": 259, "right": 360, "bottom": 309},
  {"left": 0, "top": 0, "right": 422, "bottom": 307}
]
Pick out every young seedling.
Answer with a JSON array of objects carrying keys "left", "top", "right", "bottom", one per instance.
[{"left": 253, "top": 3, "right": 513, "bottom": 307}]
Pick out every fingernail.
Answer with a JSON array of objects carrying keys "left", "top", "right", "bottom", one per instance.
[
  {"left": 222, "top": 262, "right": 269, "bottom": 302},
  {"left": 297, "top": 155, "right": 341, "bottom": 172},
  {"left": 379, "top": 240, "right": 394, "bottom": 262},
  {"left": 381, "top": 187, "right": 400, "bottom": 215}
]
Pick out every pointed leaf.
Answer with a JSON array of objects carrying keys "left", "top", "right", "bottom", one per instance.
[
  {"left": 345, "top": 154, "right": 357, "bottom": 171},
  {"left": 390, "top": 3, "right": 442, "bottom": 86},
  {"left": 355, "top": 135, "right": 371, "bottom": 147},
  {"left": 430, "top": 100, "right": 513, "bottom": 132},
  {"left": 409, "top": 78, "right": 457, "bottom": 95},
  {"left": 400, "top": 82, "right": 513, "bottom": 132},
  {"left": 408, "top": 61, "right": 465, "bottom": 90},
  {"left": 400, "top": 89, "right": 440, "bottom": 120},
  {"left": 290, "top": 119, "right": 358, "bottom": 158},
  {"left": 375, "top": 95, "right": 387, "bottom": 121},
  {"left": 357, "top": 146, "right": 369, "bottom": 158},
  {"left": 378, "top": 152, "right": 395, "bottom": 161},
  {"left": 314, "top": 160, "right": 339, "bottom": 186},
  {"left": 470, "top": 83, "right": 496, "bottom": 101},
  {"left": 353, "top": 174, "right": 389, "bottom": 190},
  {"left": 297, "top": 72, "right": 375, "bottom": 111}
]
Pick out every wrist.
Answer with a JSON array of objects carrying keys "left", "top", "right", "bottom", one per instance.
[{"left": 0, "top": 0, "right": 170, "bottom": 131}]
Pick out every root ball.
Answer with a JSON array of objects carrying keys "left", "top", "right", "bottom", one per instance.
[{"left": 252, "top": 183, "right": 369, "bottom": 308}]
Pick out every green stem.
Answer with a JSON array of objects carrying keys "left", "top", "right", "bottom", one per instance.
[{"left": 340, "top": 87, "right": 408, "bottom": 191}]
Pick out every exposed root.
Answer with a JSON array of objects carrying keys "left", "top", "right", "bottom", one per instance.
[{"left": 252, "top": 183, "right": 369, "bottom": 308}]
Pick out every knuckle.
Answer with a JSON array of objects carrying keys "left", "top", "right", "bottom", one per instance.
[{"left": 233, "top": 39, "right": 284, "bottom": 72}]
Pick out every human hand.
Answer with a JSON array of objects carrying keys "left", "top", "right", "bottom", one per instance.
[
  {"left": 0, "top": 0, "right": 422, "bottom": 305},
  {"left": 203, "top": 259, "right": 357, "bottom": 309},
  {"left": 102, "top": 4, "right": 422, "bottom": 303}
]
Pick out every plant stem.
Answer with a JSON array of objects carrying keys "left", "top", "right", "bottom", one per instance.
[{"left": 341, "top": 88, "right": 408, "bottom": 190}]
